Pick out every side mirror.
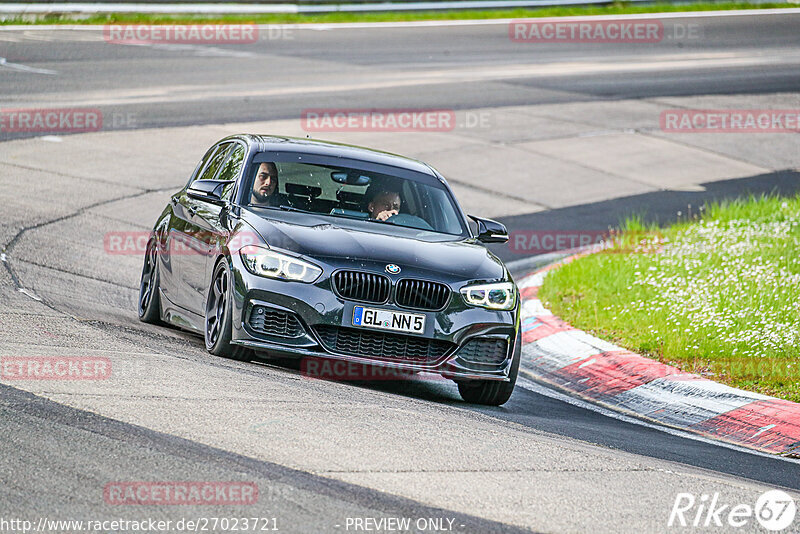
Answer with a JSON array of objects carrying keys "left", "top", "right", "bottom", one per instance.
[
  {"left": 468, "top": 215, "right": 509, "bottom": 244},
  {"left": 187, "top": 179, "right": 229, "bottom": 205}
]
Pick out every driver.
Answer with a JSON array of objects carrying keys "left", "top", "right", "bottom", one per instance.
[
  {"left": 251, "top": 162, "right": 280, "bottom": 206},
  {"left": 366, "top": 185, "right": 402, "bottom": 221}
]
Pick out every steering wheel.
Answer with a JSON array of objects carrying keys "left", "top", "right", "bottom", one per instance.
[{"left": 386, "top": 213, "right": 434, "bottom": 231}]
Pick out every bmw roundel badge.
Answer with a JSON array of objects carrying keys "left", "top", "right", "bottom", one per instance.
[{"left": 385, "top": 264, "right": 401, "bottom": 274}]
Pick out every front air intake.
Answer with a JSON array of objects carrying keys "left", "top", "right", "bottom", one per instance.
[
  {"left": 456, "top": 338, "right": 509, "bottom": 365},
  {"left": 248, "top": 306, "right": 305, "bottom": 338},
  {"left": 314, "top": 325, "right": 454, "bottom": 364}
]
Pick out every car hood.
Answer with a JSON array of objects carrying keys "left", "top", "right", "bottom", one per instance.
[{"left": 239, "top": 210, "right": 506, "bottom": 281}]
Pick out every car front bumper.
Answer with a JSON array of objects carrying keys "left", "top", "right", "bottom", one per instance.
[{"left": 228, "top": 256, "right": 520, "bottom": 382}]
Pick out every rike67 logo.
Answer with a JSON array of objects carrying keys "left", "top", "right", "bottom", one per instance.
[{"left": 669, "top": 490, "right": 796, "bottom": 531}]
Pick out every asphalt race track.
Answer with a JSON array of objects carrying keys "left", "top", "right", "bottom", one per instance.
[{"left": 1, "top": 11, "right": 800, "bottom": 533}]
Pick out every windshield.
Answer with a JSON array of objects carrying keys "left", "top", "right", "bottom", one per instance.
[{"left": 243, "top": 156, "right": 467, "bottom": 236}]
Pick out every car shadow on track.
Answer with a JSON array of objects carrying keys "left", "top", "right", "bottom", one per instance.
[{"left": 252, "top": 352, "right": 467, "bottom": 404}]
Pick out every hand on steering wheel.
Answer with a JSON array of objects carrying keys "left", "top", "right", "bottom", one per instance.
[{"left": 375, "top": 209, "right": 399, "bottom": 222}]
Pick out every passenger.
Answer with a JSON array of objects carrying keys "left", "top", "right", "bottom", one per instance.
[{"left": 251, "top": 162, "right": 280, "bottom": 206}]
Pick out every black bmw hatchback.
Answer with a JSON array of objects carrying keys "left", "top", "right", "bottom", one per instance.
[{"left": 139, "top": 135, "right": 521, "bottom": 405}]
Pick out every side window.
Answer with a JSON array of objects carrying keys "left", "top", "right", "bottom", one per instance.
[
  {"left": 217, "top": 144, "right": 245, "bottom": 181},
  {"left": 187, "top": 146, "right": 216, "bottom": 185},
  {"left": 198, "top": 143, "right": 232, "bottom": 182},
  {"left": 217, "top": 144, "right": 246, "bottom": 202}
]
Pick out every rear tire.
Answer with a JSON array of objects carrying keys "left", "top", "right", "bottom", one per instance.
[
  {"left": 457, "top": 335, "right": 521, "bottom": 406},
  {"left": 138, "top": 239, "right": 162, "bottom": 324},
  {"left": 205, "top": 260, "right": 252, "bottom": 362}
]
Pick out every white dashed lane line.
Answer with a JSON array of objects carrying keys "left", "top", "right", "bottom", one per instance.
[{"left": 0, "top": 57, "right": 58, "bottom": 75}]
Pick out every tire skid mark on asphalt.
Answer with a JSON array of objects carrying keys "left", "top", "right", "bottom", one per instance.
[
  {"left": 11, "top": 255, "right": 140, "bottom": 291},
  {"left": 1, "top": 182, "right": 178, "bottom": 295},
  {"left": 0, "top": 160, "right": 161, "bottom": 189}
]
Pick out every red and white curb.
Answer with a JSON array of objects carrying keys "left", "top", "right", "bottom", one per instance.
[{"left": 517, "top": 256, "right": 800, "bottom": 457}]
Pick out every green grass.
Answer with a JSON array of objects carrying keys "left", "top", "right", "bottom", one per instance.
[
  {"left": 539, "top": 195, "right": 800, "bottom": 402},
  {"left": 1, "top": 1, "right": 796, "bottom": 25}
]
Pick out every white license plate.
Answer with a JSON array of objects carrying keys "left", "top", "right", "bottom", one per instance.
[{"left": 352, "top": 306, "right": 425, "bottom": 334}]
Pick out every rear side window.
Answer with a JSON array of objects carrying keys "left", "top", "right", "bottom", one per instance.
[
  {"left": 197, "top": 143, "right": 232, "bottom": 182},
  {"left": 187, "top": 146, "right": 216, "bottom": 185},
  {"left": 217, "top": 144, "right": 246, "bottom": 182}
]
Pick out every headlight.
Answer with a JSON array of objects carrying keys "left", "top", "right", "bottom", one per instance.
[
  {"left": 239, "top": 245, "right": 322, "bottom": 283},
  {"left": 460, "top": 282, "right": 516, "bottom": 310}
]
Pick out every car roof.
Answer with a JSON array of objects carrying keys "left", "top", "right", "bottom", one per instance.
[{"left": 224, "top": 134, "right": 442, "bottom": 179}]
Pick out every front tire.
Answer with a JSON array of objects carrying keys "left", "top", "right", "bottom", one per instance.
[
  {"left": 138, "top": 239, "right": 162, "bottom": 324},
  {"left": 457, "top": 335, "right": 521, "bottom": 406},
  {"left": 205, "top": 260, "right": 251, "bottom": 362}
]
